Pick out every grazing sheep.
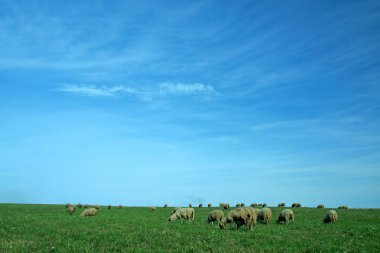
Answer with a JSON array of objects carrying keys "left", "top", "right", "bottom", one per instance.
[
  {"left": 188, "top": 204, "right": 192, "bottom": 208},
  {"left": 292, "top": 203, "right": 301, "bottom": 208},
  {"left": 107, "top": 205, "right": 112, "bottom": 209},
  {"left": 317, "top": 204, "right": 325, "bottom": 208},
  {"left": 65, "top": 203, "right": 71, "bottom": 208},
  {"left": 199, "top": 204, "right": 203, "bottom": 208},
  {"left": 278, "top": 203, "right": 285, "bottom": 207},
  {"left": 80, "top": 208, "right": 97, "bottom": 217},
  {"left": 83, "top": 204, "right": 89, "bottom": 209},
  {"left": 164, "top": 204, "right": 168, "bottom": 208},
  {"left": 250, "top": 203, "right": 258, "bottom": 207},
  {"left": 338, "top": 205, "right": 348, "bottom": 209},
  {"left": 262, "top": 203, "right": 267, "bottom": 207},
  {"left": 168, "top": 207, "right": 195, "bottom": 223},
  {"left": 258, "top": 204, "right": 263, "bottom": 207},
  {"left": 205, "top": 210, "right": 224, "bottom": 225},
  {"left": 236, "top": 204, "right": 241, "bottom": 208},
  {"left": 118, "top": 205, "right": 122, "bottom": 209},
  {"left": 257, "top": 207, "right": 272, "bottom": 225},
  {"left": 241, "top": 203, "right": 245, "bottom": 207},
  {"left": 219, "top": 207, "right": 256, "bottom": 230},
  {"left": 208, "top": 203, "right": 212, "bottom": 208},
  {"left": 277, "top": 209, "right": 294, "bottom": 224},
  {"left": 77, "top": 203, "right": 82, "bottom": 208},
  {"left": 94, "top": 205, "right": 100, "bottom": 209},
  {"left": 323, "top": 210, "right": 338, "bottom": 224},
  {"left": 66, "top": 205, "right": 75, "bottom": 215},
  {"left": 150, "top": 206, "right": 157, "bottom": 212},
  {"left": 246, "top": 207, "right": 260, "bottom": 220}
]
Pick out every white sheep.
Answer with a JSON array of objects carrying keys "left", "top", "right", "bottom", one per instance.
[
  {"left": 257, "top": 207, "right": 272, "bottom": 225},
  {"left": 277, "top": 209, "right": 294, "bottom": 224},
  {"left": 168, "top": 207, "right": 195, "bottom": 223},
  {"left": 205, "top": 210, "right": 224, "bottom": 225},
  {"left": 323, "top": 210, "right": 338, "bottom": 224},
  {"left": 80, "top": 208, "right": 97, "bottom": 217}
]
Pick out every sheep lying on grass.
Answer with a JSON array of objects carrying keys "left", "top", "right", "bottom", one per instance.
[
  {"left": 277, "top": 209, "right": 294, "bottom": 224},
  {"left": 168, "top": 208, "right": 195, "bottom": 223},
  {"left": 205, "top": 210, "right": 224, "bottom": 225},
  {"left": 323, "top": 210, "right": 338, "bottom": 224},
  {"left": 219, "top": 207, "right": 256, "bottom": 230},
  {"left": 80, "top": 208, "right": 97, "bottom": 217},
  {"left": 257, "top": 207, "right": 272, "bottom": 225}
]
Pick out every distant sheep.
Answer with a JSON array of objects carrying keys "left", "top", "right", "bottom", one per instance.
[
  {"left": 236, "top": 204, "right": 241, "bottom": 208},
  {"left": 188, "top": 204, "right": 192, "bottom": 208},
  {"left": 219, "top": 207, "right": 256, "bottom": 230},
  {"left": 83, "top": 204, "right": 89, "bottom": 209},
  {"left": 220, "top": 203, "right": 230, "bottom": 209},
  {"left": 77, "top": 203, "right": 82, "bottom": 208},
  {"left": 277, "top": 209, "right": 294, "bottom": 224},
  {"left": 338, "top": 205, "right": 348, "bottom": 209},
  {"left": 168, "top": 207, "right": 195, "bottom": 223},
  {"left": 317, "top": 204, "right": 325, "bottom": 208},
  {"left": 150, "top": 206, "right": 157, "bottom": 212},
  {"left": 205, "top": 210, "right": 224, "bottom": 225},
  {"left": 258, "top": 204, "right": 263, "bottom": 207},
  {"left": 107, "top": 205, "right": 112, "bottom": 209},
  {"left": 118, "top": 205, "right": 122, "bottom": 209},
  {"left": 164, "top": 204, "right": 168, "bottom": 208},
  {"left": 323, "top": 210, "right": 338, "bottom": 224},
  {"left": 80, "top": 208, "right": 97, "bottom": 217},
  {"left": 250, "top": 203, "right": 258, "bottom": 207},
  {"left": 278, "top": 203, "right": 285, "bottom": 207},
  {"left": 257, "top": 207, "right": 272, "bottom": 225},
  {"left": 199, "top": 204, "right": 203, "bottom": 208},
  {"left": 292, "top": 203, "right": 301, "bottom": 208},
  {"left": 262, "top": 203, "right": 267, "bottom": 207},
  {"left": 65, "top": 203, "right": 71, "bottom": 208},
  {"left": 94, "top": 205, "right": 100, "bottom": 209},
  {"left": 208, "top": 203, "right": 212, "bottom": 208},
  {"left": 66, "top": 205, "right": 75, "bottom": 215}
]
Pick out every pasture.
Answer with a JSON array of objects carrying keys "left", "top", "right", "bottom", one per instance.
[{"left": 0, "top": 204, "right": 379, "bottom": 252}]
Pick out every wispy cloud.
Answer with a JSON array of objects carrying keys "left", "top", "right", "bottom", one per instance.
[{"left": 58, "top": 82, "right": 217, "bottom": 98}]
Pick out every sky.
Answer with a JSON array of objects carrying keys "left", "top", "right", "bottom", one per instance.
[{"left": 0, "top": 0, "right": 379, "bottom": 208}]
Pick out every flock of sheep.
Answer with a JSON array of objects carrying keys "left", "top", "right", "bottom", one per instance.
[{"left": 65, "top": 202, "right": 342, "bottom": 229}]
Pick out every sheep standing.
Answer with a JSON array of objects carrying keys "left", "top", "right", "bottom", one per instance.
[
  {"left": 250, "top": 203, "right": 258, "bottom": 207},
  {"left": 107, "top": 205, "right": 112, "bottom": 209},
  {"left": 188, "top": 204, "right": 192, "bottom": 208},
  {"left": 205, "top": 210, "right": 224, "bottom": 225},
  {"left": 80, "top": 208, "right": 97, "bottom": 217},
  {"left": 220, "top": 203, "right": 230, "bottom": 209},
  {"left": 199, "top": 204, "right": 203, "bottom": 208},
  {"left": 150, "top": 206, "right": 157, "bottom": 212},
  {"left": 208, "top": 203, "right": 212, "bottom": 208},
  {"left": 277, "top": 209, "right": 294, "bottom": 224},
  {"left": 77, "top": 203, "right": 82, "bottom": 208},
  {"left": 168, "top": 207, "right": 195, "bottom": 223},
  {"left": 338, "top": 205, "right": 348, "bottom": 209},
  {"left": 323, "top": 210, "right": 338, "bottom": 224},
  {"left": 257, "top": 207, "right": 272, "bottom": 225},
  {"left": 219, "top": 207, "right": 256, "bottom": 230},
  {"left": 317, "top": 204, "right": 325, "bottom": 208},
  {"left": 94, "top": 205, "right": 100, "bottom": 209},
  {"left": 246, "top": 207, "right": 260, "bottom": 221},
  {"left": 66, "top": 205, "right": 76, "bottom": 215},
  {"left": 278, "top": 203, "right": 285, "bottom": 207},
  {"left": 292, "top": 203, "right": 301, "bottom": 208}
]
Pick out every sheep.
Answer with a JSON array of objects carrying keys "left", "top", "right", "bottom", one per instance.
[
  {"left": 150, "top": 206, "right": 157, "bottom": 212},
  {"left": 338, "top": 205, "right": 348, "bottom": 209},
  {"left": 80, "top": 208, "right": 97, "bottom": 217},
  {"left": 66, "top": 205, "right": 76, "bottom": 215},
  {"left": 219, "top": 207, "right": 256, "bottom": 230},
  {"left": 220, "top": 203, "right": 230, "bottom": 209},
  {"left": 236, "top": 204, "right": 241, "bottom": 208},
  {"left": 199, "top": 204, "right": 203, "bottom": 208},
  {"left": 258, "top": 204, "right": 263, "bottom": 207},
  {"left": 257, "top": 207, "right": 272, "bottom": 225},
  {"left": 107, "top": 205, "right": 112, "bottom": 209},
  {"left": 205, "top": 210, "right": 224, "bottom": 225},
  {"left": 65, "top": 203, "right": 71, "bottom": 208},
  {"left": 246, "top": 207, "right": 260, "bottom": 220},
  {"left": 168, "top": 207, "right": 195, "bottom": 223},
  {"left": 277, "top": 209, "right": 294, "bottom": 224},
  {"left": 83, "top": 204, "right": 89, "bottom": 209},
  {"left": 317, "top": 204, "right": 325, "bottom": 208},
  {"left": 94, "top": 205, "right": 100, "bottom": 209},
  {"left": 171, "top": 207, "right": 181, "bottom": 215},
  {"left": 323, "top": 210, "right": 338, "bottom": 224},
  {"left": 208, "top": 203, "right": 212, "bottom": 208},
  {"left": 77, "top": 203, "right": 82, "bottom": 208},
  {"left": 278, "top": 203, "right": 285, "bottom": 207},
  {"left": 188, "top": 204, "right": 192, "bottom": 208},
  {"left": 118, "top": 205, "right": 122, "bottom": 209},
  {"left": 292, "top": 203, "right": 301, "bottom": 208},
  {"left": 250, "top": 203, "right": 258, "bottom": 207},
  {"left": 262, "top": 203, "right": 267, "bottom": 207},
  {"left": 164, "top": 204, "right": 168, "bottom": 208}
]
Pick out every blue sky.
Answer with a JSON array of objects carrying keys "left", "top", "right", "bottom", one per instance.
[{"left": 0, "top": 0, "right": 379, "bottom": 208}]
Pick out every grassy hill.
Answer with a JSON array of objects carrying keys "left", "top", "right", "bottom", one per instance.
[{"left": 0, "top": 204, "right": 379, "bottom": 252}]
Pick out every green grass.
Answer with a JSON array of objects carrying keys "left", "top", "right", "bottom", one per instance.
[{"left": 0, "top": 204, "right": 379, "bottom": 252}]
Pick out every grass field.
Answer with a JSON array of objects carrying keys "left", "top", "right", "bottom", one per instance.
[{"left": 0, "top": 204, "right": 379, "bottom": 252}]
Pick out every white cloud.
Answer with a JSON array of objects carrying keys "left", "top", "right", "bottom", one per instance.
[{"left": 58, "top": 82, "right": 217, "bottom": 98}]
